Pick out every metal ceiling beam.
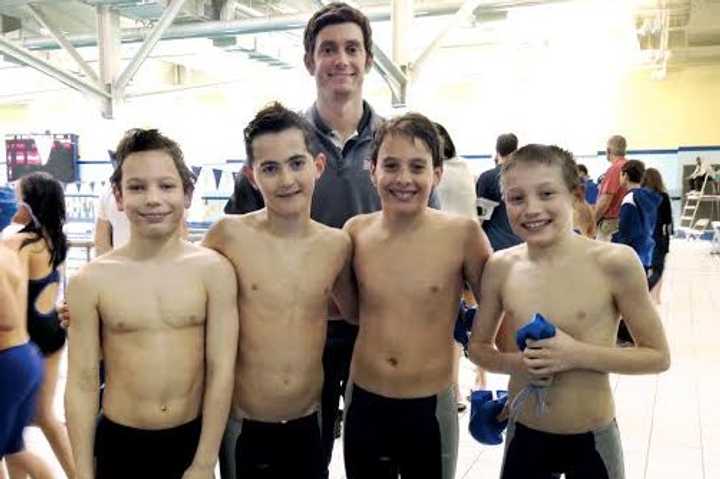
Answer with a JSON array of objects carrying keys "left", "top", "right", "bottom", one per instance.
[
  {"left": 27, "top": 3, "right": 100, "bottom": 84},
  {"left": 411, "top": 0, "right": 483, "bottom": 79},
  {"left": 115, "top": 0, "right": 190, "bottom": 93},
  {"left": 20, "top": 4, "right": 461, "bottom": 50},
  {"left": 0, "top": 34, "right": 111, "bottom": 101}
]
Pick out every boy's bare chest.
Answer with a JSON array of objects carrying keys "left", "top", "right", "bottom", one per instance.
[
  {"left": 502, "top": 265, "right": 614, "bottom": 338},
  {"left": 355, "top": 234, "right": 464, "bottom": 297},
  {"left": 234, "top": 246, "right": 343, "bottom": 298},
  {"left": 98, "top": 268, "right": 206, "bottom": 332}
]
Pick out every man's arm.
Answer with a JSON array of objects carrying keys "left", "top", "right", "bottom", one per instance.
[
  {"left": 331, "top": 230, "right": 358, "bottom": 324},
  {"left": 524, "top": 246, "right": 670, "bottom": 376},
  {"left": 93, "top": 218, "right": 113, "bottom": 257},
  {"left": 594, "top": 193, "right": 612, "bottom": 221},
  {"left": 184, "top": 254, "right": 239, "bottom": 478},
  {"left": 65, "top": 269, "right": 102, "bottom": 479}
]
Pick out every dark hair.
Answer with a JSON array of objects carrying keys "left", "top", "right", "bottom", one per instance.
[
  {"left": 622, "top": 159, "right": 645, "bottom": 183},
  {"left": 642, "top": 167, "right": 666, "bottom": 193},
  {"left": 607, "top": 135, "right": 627, "bottom": 156},
  {"left": 496, "top": 133, "right": 518, "bottom": 157},
  {"left": 244, "top": 102, "right": 317, "bottom": 166},
  {"left": 110, "top": 129, "right": 195, "bottom": 194},
  {"left": 501, "top": 144, "right": 581, "bottom": 193},
  {"left": 434, "top": 122, "right": 456, "bottom": 160},
  {"left": 371, "top": 113, "right": 442, "bottom": 168},
  {"left": 577, "top": 164, "right": 589, "bottom": 176},
  {"left": 18, "top": 172, "right": 67, "bottom": 269},
  {"left": 303, "top": 2, "right": 373, "bottom": 67}
]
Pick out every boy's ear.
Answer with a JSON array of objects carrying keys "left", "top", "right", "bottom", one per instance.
[
  {"left": 112, "top": 185, "right": 124, "bottom": 212},
  {"left": 184, "top": 188, "right": 193, "bottom": 209},
  {"left": 243, "top": 164, "right": 258, "bottom": 190},
  {"left": 314, "top": 153, "right": 326, "bottom": 179}
]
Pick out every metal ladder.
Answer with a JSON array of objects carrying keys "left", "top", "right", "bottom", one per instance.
[{"left": 680, "top": 174, "right": 713, "bottom": 234}]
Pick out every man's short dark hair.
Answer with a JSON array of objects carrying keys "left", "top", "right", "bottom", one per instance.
[
  {"left": 371, "top": 113, "right": 441, "bottom": 168},
  {"left": 111, "top": 129, "right": 194, "bottom": 194},
  {"left": 303, "top": 2, "right": 373, "bottom": 67},
  {"left": 434, "top": 122, "right": 456, "bottom": 160},
  {"left": 244, "top": 102, "right": 317, "bottom": 166},
  {"left": 496, "top": 133, "right": 518, "bottom": 157},
  {"left": 577, "top": 164, "right": 589, "bottom": 176},
  {"left": 622, "top": 159, "right": 645, "bottom": 183}
]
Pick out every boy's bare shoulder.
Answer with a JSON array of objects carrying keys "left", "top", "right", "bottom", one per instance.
[
  {"left": 488, "top": 243, "right": 526, "bottom": 272},
  {"left": 343, "top": 212, "right": 380, "bottom": 234},
  {"left": 181, "top": 241, "right": 235, "bottom": 273},
  {"left": 589, "top": 240, "right": 641, "bottom": 277}
]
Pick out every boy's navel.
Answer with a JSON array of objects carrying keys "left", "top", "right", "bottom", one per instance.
[{"left": 387, "top": 357, "right": 398, "bottom": 367}]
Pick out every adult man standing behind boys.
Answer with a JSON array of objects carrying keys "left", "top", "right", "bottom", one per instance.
[
  {"left": 300, "top": 6, "right": 383, "bottom": 473},
  {"left": 66, "top": 129, "right": 238, "bottom": 479}
]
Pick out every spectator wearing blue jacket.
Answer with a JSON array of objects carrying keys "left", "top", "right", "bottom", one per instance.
[
  {"left": 612, "top": 160, "right": 661, "bottom": 269},
  {"left": 577, "top": 163, "right": 598, "bottom": 205}
]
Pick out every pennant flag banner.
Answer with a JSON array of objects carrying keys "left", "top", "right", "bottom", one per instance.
[
  {"left": 212, "top": 169, "right": 223, "bottom": 190},
  {"left": 191, "top": 166, "right": 202, "bottom": 180}
]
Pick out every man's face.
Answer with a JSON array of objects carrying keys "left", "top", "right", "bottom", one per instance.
[
  {"left": 247, "top": 128, "right": 325, "bottom": 218},
  {"left": 305, "top": 22, "right": 370, "bottom": 99},
  {"left": 371, "top": 134, "right": 441, "bottom": 216},
  {"left": 115, "top": 150, "right": 190, "bottom": 240}
]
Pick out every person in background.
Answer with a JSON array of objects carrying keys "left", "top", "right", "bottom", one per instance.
[
  {"left": 3, "top": 172, "right": 74, "bottom": 479},
  {"left": 595, "top": 135, "right": 628, "bottom": 241},
  {"left": 476, "top": 133, "right": 523, "bottom": 251},
  {"left": 577, "top": 164, "right": 598, "bottom": 205},
  {"left": 642, "top": 168, "right": 673, "bottom": 303},
  {"left": 434, "top": 122, "right": 481, "bottom": 412},
  {"left": 686, "top": 156, "right": 714, "bottom": 193}
]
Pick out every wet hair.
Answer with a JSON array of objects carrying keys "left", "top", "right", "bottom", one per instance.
[
  {"left": 110, "top": 129, "right": 195, "bottom": 194},
  {"left": 577, "top": 164, "right": 589, "bottom": 176},
  {"left": 496, "top": 133, "right": 518, "bottom": 157},
  {"left": 622, "top": 159, "right": 645, "bottom": 184},
  {"left": 642, "top": 167, "right": 667, "bottom": 194},
  {"left": 501, "top": 144, "right": 581, "bottom": 193},
  {"left": 243, "top": 102, "right": 318, "bottom": 166},
  {"left": 17, "top": 172, "right": 67, "bottom": 269},
  {"left": 607, "top": 135, "right": 627, "bottom": 156},
  {"left": 434, "top": 122, "right": 456, "bottom": 160},
  {"left": 371, "top": 113, "right": 442, "bottom": 168},
  {"left": 303, "top": 2, "right": 373, "bottom": 68}
]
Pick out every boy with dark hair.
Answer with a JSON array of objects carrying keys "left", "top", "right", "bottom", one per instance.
[
  {"left": 469, "top": 144, "right": 670, "bottom": 479},
  {"left": 612, "top": 159, "right": 661, "bottom": 270},
  {"left": 66, "top": 129, "right": 238, "bottom": 479},
  {"left": 577, "top": 163, "right": 599, "bottom": 205},
  {"left": 203, "top": 102, "right": 357, "bottom": 479},
  {"left": 343, "top": 112, "right": 492, "bottom": 479}
]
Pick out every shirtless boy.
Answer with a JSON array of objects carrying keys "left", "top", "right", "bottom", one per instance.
[
  {"left": 468, "top": 144, "right": 670, "bottom": 478},
  {"left": 342, "top": 113, "right": 492, "bottom": 479},
  {"left": 0, "top": 242, "right": 43, "bottom": 461},
  {"left": 66, "top": 129, "right": 238, "bottom": 479},
  {"left": 203, "top": 103, "right": 356, "bottom": 478}
]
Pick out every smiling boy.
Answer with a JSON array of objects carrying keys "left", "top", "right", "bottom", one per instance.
[
  {"left": 66, "top": 129, "right": 238, "bottom": 479},
  {"left": 203, "top": 103, "right": 356, "bottom": 478},
  {"left": 468, "top": 144, "right": 670, "bottom": 478},
  {"left": 342, "top": 113, "right": 492, "bottom": 479}
]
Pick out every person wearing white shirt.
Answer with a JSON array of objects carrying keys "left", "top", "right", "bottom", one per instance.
[
  {"left": 93, "top": 187, "right": 130, "bottom": 256},
  {"left": 687, "top": 156, "right": 715, "bottom": 192}
]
